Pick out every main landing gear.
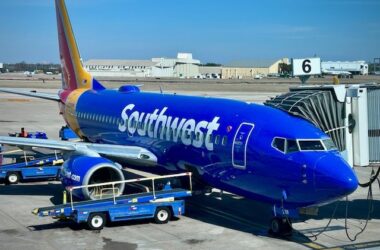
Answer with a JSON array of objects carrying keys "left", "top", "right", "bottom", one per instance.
[{"left": 270, "top": 217, "right": 293, "bottom": 236}]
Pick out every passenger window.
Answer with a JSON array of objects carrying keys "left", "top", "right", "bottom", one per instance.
[
  {"left": 158, "top": 126, "right": 162, "bottom": 135},
  {"left": 272, "top": 138, "right": 285, "bottom": 152},
  {"left": 222, "top": 136, "right": 228, "bottom": 146},
  {"left": 167, "top": 128, "right": 172, "bottom": 140},
  {"left": 215, "top": 135, "right": 220, "bottom": 145},
  {"left": 299, "top": 140, "right": 324, "bottom": 151},
  {"left": 208, "top": 134, "right": 213, "bottom": 143},
  {"left": 287, "top": 140, "right": 299, "bottom": 153},
  {"left": 195, "top": 132, "right": 200, "bottom": 141}
]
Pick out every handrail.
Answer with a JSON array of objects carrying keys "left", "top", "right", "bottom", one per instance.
[
  {"left": 69, "top": 172, "right": 192, "bottom": 191},
  {"left": 68, "top": 172, "right": 192, "bottom": 210}
]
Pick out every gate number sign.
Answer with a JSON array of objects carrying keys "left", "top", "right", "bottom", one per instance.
[{"left": 292, "top": 58, "right": 321, "bottom": 76}]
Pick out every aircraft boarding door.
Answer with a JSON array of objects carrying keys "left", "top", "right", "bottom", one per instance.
[{"left": 232, "top": 123, "right": 255, "bottom": 169}]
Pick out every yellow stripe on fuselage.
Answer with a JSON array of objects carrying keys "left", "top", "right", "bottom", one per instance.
[
  {"left": 64, "top": 88, "right": 88, "bottom": 137},
  {"left": 57, "top": 0, "right": 92, "bottom": 89}
]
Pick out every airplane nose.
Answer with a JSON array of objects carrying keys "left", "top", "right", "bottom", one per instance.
[{"left": 314, "top": 154, "right": 358, "bottom": 197}]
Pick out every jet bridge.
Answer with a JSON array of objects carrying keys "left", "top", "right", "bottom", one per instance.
[{"left": 265, "top": 84, "right": 380, "bottom": 167}]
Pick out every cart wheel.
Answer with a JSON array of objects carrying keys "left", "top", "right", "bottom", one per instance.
[
  {"left": 154, "top": 207, "right": 171, "bottom": 224},
  {"left": 7, "top": 172, "right": 20, "bottom": 185},
  {"left": 87, "top": 213, "right": 106, "bottom": 230}
]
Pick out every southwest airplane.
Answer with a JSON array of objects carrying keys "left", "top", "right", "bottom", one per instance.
[{"left": 0, "top": 0, "right": 358, "bottom": 235}]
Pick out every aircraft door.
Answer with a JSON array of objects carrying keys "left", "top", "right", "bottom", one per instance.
[{"left": 232, "top": 123, "right": 255, "bottom": 169}]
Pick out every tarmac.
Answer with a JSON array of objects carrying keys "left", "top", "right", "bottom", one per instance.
[{"left": 1, "top": 74, "right": 380, "bottom": 250}]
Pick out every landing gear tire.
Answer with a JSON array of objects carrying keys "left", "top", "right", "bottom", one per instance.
[
  {"left": 87, "top": 213, "right": 106, "bottom": 230},
  {"left": 154, "top": 207, "right": 171, "bottom": 224},
  {"left": 6, "top": 172, "right": 20, "bottom": 185},
  {"left": 270, "top": 217, "right": 293, "bottom": 236}
]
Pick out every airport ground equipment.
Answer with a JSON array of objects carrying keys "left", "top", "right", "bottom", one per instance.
[
  {"left": 0, "top": 155, "right": 63, "bottom": 184},
  {"left": 321, "top": 61, "right": 369, "bottom": 75},
  {"left": 33, "top": 172, "right": 192, "bottom": 230},
  {"left": 265, "top": 83, "right": 380, "bottom": 168},
  {"left": 9, "top": 128, "right": 48, "bottom": 139},
  {"left": 59, "top": 126, "right": 79, "bottom": 140}
]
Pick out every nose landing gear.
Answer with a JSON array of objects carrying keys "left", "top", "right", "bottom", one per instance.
[
  {"left": 270, "top": 217, "right": 293, "bottom": 236},
  {"left": 270, "top": 202, "right": 298, "bottom": 237}
]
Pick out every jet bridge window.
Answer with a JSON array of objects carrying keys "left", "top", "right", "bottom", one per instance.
[{"left": 298, "top": 140, "right": 324, "bottom": 151}]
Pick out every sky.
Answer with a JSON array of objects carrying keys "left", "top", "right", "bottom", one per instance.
[{"left": 0, "top": 0, "right": 379, "bottom": 65}]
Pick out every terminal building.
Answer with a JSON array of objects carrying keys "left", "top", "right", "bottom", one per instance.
[
  {"left": 84, "top": 54, "right": 289, "bottom": 79},
  {"left": 220, "top": 58, "right": 289, "bottom": 79},
  {"left": 84, "top": 53, "right": 201, "bottom": 78}
]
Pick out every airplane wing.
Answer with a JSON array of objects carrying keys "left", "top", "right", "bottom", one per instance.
[
  {"left": 0, "top": 136, "right": 157, "bottom": 164},
  {"left": 0, "top": 88, "right": 60, "bottom": 101}
]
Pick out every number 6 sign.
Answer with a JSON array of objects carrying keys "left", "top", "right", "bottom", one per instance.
[{"left": 292, "top": 58, "right": 321, "bottom": 76}]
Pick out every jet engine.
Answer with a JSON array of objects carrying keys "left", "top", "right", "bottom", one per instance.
[{"left": 60, "top": 156, "right": 125, "bottom": 200}]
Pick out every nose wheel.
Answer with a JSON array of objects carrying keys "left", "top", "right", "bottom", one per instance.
[{"left": 270, "top": 217, "right": 293, "bottom": 236}]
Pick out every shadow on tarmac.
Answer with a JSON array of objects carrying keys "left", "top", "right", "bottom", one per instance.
[
  {"left": 0, "top": 182, "right": 62, "bottom": 197},
  {"left": 185, "top": 190, "right": 380, "bottom": 248},
  {"left": 3, "top": 173, "right": 379, "bottom": 248}
]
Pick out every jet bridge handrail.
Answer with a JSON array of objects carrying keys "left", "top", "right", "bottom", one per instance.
[{"left": 68, "top": 172, "right": 193, "bottom": 210}]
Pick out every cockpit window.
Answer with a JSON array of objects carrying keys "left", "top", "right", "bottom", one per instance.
[
  {"left": 272, "top": 137, "right": 299, "bottom": 153},
  {"left": 272, "top": 138, "right": 285, "bottom": 152},
  {"left": 298, "top": 140, "right": 324, "bottom": 151},
  {"left": 287, "top": 140, "right": 299, "bottom": 153},
  {"left": 322, "top": 138, "right": 337, "bottom": 151}
]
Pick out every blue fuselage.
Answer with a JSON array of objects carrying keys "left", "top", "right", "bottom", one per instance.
[{"left": 66, "top": 88, "right": 358, "bottom": 208}]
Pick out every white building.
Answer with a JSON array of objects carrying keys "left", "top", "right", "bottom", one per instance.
[
  {"left": 321, "top": 61, "right": 368, "bottom": 75},
  {"left": 84, "top": 53, "right": 200, "bottom": 78},
  {"left": 84, "top": 59, "right": 155, "bottom": 77}
]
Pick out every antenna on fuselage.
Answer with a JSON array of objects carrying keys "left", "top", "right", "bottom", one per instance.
[{"left": 159, "top": 86, "right": 163, "bottom": 94}]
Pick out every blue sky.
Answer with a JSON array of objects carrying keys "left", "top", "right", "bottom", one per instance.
[{"left": 0, "top": 0, "right": 379, "bottom": 65}]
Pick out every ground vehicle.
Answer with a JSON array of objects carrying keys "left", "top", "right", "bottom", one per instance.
[
  {"left": 0, "top": 155, "right": 63, "bottom": 184},
  {"left": 8, "top": 128, "right": 47, "bottom": 139},
  {"left": 59, "top": 126, "right": 79, "bottom": 140},
  {"left": 33, "top": 173, "right": 192, "bottom": 230}
]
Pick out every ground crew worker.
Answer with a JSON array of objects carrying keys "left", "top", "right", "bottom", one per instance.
[
  {"left": 333, "top": 75, "right": 340, "bottom": 85},
  {"left": 19, "top": 127, "right": 28, "bottom": 137}
]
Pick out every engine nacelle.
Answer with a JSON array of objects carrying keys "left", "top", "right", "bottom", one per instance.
[{"left": 60, "top": 156, "right": 125, "bottom": 200}]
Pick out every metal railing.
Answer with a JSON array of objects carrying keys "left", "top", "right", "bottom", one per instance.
[{"left": 67, "top": 172, "right": 192, "bottom": 210}]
